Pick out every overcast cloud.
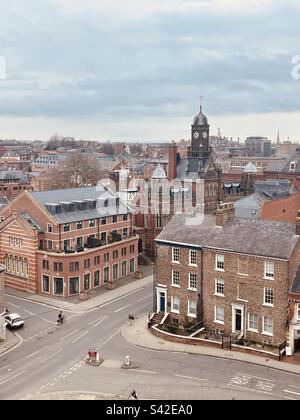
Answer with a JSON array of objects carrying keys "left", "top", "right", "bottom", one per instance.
[{"left": 0, "top": 0, "right": 299, "bottom": 141}]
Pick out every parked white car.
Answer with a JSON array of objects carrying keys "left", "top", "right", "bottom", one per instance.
[{"left": 4, "top": 313, "right": 24, "bottom": 330}]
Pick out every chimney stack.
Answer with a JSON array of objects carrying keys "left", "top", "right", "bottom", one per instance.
[
  {"left": 216, "top": 202, "right": 235, "bottom": 227},
  {"left": 168, "top": 141, "right": 177, "bottom": 182},
  {"left": 296, "top": 210, "right": 300, "bottom": 235}
]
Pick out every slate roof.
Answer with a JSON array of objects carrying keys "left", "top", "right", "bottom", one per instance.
[
  {"left": 156, "top": 214, "right": 298, "bottom": 259},
  {"left": 0, "top": 170, "right": 28, "bottom": 183},
  {"left": 265, "top": 150, "right": 300, "bottom": 173},
  {"left": 30, "top": 186, "right": 132, "bottom": 224}
]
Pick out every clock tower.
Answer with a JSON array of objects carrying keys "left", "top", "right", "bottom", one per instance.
[{"left": 189, "top": 102, "right": 210, "bottom": 160}]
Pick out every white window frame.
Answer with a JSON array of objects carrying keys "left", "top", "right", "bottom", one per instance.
[
  {"left": 238, "top": 258, "right": 248, "bottom": 276},
  {"left": 172, "top": 248, "right": 180, "bottom": 264},
  {"left": 171, "top": 296, "right": 180, "bottom": 314},
  {"left": 188, "top": 273, "right": 197, "bottom": 291},
  {"left": 263, "top": 287, "right": 274, "bottom": 307},
  {"left": 216, "top": 254, "right": 224, "bottom": 272},
  {"left": 214, "top": 305, "right": 224, "bottom": 325},
  {"left": 172, "top": 270, "right": 180, "bottom": 287},
  {"left": 298, "top": 304, "right": 300, "bottom": 321},
  {"left": 262, "top": 316, "right": 274, "bottom": 336},
  {"left": 264, "top": 261, "right": 274, "bottom": 280},
  {"left": 248, "top": 313, "right": 258, "bottom": 332},
  {"left": 290, "top": 162, "right": 296, "bottom": 171},
  {"left": 188, "top": 300, "right": 197, "bottom": 318},
  {"left": 215, "top": 278, "right": 225, "bottom": 296},
  {"left": 47, "top": 223, "right": 53, "bottom": 233},
  {"left": 189, "top": 250, "right": 197, "bottom": 267}
]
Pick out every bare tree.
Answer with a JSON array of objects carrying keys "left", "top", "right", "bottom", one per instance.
[{"left": 49, "top": 153, "right": 102, "bottom": 189}]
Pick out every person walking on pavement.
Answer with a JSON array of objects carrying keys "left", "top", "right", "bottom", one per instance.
[{"left": 57, "top": 310, "right": 64, "bottom": 325}]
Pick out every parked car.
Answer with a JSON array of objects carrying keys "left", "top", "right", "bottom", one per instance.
[{"left": 4, "top": 313, "right": 24, "bottom": 330}]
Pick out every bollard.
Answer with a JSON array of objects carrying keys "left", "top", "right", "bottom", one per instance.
[{"left": 125, "top": 355, "right": 130, "bottom": 366}]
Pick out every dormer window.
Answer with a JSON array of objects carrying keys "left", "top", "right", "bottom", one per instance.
[{"left": 290, "top": 162, "right": 296, "bottom": 171}]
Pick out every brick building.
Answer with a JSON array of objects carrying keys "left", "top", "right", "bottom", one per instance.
[
  {"left": 0, "top": 186, "right": 138, "bottom": 297},
  {"left": 0, "top": 170, "right": 32, "bottom": 200},
  {"left": 264, "top": 148, "right": 300, "bottom": 188},
  {"left": 154, "top": 203, "right": 300, "bottom": 352},
  {"left": 0, "top": 265, "right": 5, "bottom": 341}
]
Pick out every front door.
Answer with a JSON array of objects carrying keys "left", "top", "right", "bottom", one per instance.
[
  {"left": 159, "top": 292, "right": 166, "bottom": 313},
  {"left": 235, "top": 309, "right": 242, "bottom": 332},
  {"left": 232, "top": 305, "right": 244, "bottom": 334}
]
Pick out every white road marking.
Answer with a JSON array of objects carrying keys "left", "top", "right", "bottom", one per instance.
[
  {"left": 25, "top": 346, "right": 48, "bottom": 359},
  {"left": 284, "top": 396, "right": 297, "bottom": 400},
  {"left": 59, "top": 329, "right": 80, "bottom": 340},
  {"left": 130, "top": 369, "right": 157, "bottom": 375},
  {"left": 236, "top": 372, "right": 275, "bottom": 382},
  {"left": 40, "top": 385, "right": 46, "bottom": 390},
  {"left": 7, "top": 302, "right": 21, "bottom": 309},
  {"left": 40, "top": 349, "right": 63, "bottom": 364},
  {"left": 94, "top": 317, "right": 110, "bottom": 327},
  {"left": 284, "top": 389, "right": 300, "bottom": 397},
  {"left": 88, "top": 315, "right": 108, "bottom": 325},
  {"left": 289, "top": 385, "right": 300, "bottom": 390},
  {"left": 0, "top": 365, "right": 10, "bottom": 371},
  {"left": 23, "top": 309, "right": 36, "bottom": 316},
  {"left": 175, "top": 374, "right": 209, "bottom": 382},
  {"left": 137, "top": 295, "right": 153, "bottom": 302},
  {"left": 226, "top": 384, "right": 273, "bottom": 396},
  {"left": 0, "top": 370, "right": 26, "bottom": 386},
  {"left": 88, "top": 315, "right": 109, "bottom": 326},
  {"left": 96, "top": 329, "right": 120, "bottom": 350},
  {"left": 71, "top": 331, "right": 89, "bottom": 344},
  {"left": 115, "top": 304, "right": 131, "bottom": 313},
  {"left": 41, "top": 318, "right": 56, "bottom": 325}
]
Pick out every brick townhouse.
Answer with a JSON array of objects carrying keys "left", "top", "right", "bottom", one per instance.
[
  {"left": 0, "top": 265, "right": 5, "bottom": 341},
  {"left": 0, "top": 186, "right": 138, "bottom": 297},
  {"left": 154, "top": 203, "right": 300, "bottom": 353}
]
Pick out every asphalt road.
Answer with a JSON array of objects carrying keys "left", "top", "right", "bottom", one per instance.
[{"left": 1, "top": 286, "right": 300, "bottom": 401}]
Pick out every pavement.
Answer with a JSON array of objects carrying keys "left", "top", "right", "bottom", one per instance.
[
  {"left": 5, "top": 273, "right": 153, "bottom": 313},
  {"left": 121, "top": 314, "right": 300, "bottom": 376},
  {"left": 0, "top": 329, "right": 22, "bottom": 355}
]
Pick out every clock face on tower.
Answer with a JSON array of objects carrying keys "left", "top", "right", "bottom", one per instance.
[
  {"left": 202, "top": 132, "right": 208, "bottom": 139},
  {"left": 193, "top": 131, "right": 200, "bottom": 140}
]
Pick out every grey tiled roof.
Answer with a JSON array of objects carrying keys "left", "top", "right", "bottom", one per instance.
[
  {"left": 0, "top": 170, "right": 28, "bottom": 183},
  {"left": 30, "top": 186, "right": 131, "bottom": 224},
  {"left": 156, "top": 214, "right": 298, "bottom": 259},
  {"left": 265, "top": 151, "right": 300, "bottom": 173}
]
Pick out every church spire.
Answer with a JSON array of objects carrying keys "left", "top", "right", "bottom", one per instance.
[{"left": 277, "top": 130, "right": 280, "bottom": 145}]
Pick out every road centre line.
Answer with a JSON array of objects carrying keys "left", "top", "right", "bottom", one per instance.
[
  {"left": 40, "top": 349, "right": 63, "bottom": 364},
  {"left": 23, "top": 309, "right": 36, "bottom": 316},
  {"left": 175, "top": 374, "right": 209, "bottom": 382},
  {"left": 284, "top": 389, "right": 300, "bottom": 397},
  {"left": 137, "top": 295, "right": 153, "bottom": 302},
  {"left": 226, "top": 384, "right": 273, "bottom": 396},
  {"left": 0, "top": 370, "right": 27, "bottom": 386},
  {"left": 130, "top": 369, "right": 157, "bottom": 375},
  {"left": 41, "top": 318, "right": 56, "bottom": 325},
  {"left": 71, "top": 331, "right": 89, "bottom": 344},
  {"left": 94, "top": 317, "right": 110, "bottom": 327},
  {"left": 235, "top": 372, "right": 275, "bottom": 382},
  {"left": 88, "top": 315, "right": 109, "bottom": 326},
  {"left": 59, "top": 329, "right": 80, "bottom": 340},
  {"left": 115, "top": 304, "right": 131, "bottom": 313},
  {"left": 25, "top": 346, "right": 48, "bottom": 359},
  {"left": 7, "top": 302, "right": 21, "bottom": 309}
]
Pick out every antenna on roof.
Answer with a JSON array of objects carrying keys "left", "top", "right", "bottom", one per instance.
[{"left": 200, "top": 94, "right": 203, "bottom": 112}]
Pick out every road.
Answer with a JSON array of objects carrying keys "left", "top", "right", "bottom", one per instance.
[{"left": 1, "top": 285, "right": 300, "bottom": 401}]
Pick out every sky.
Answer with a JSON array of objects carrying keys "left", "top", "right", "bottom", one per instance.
[{"left": 0, "top": 0, "right": 300, "bottom": 142}]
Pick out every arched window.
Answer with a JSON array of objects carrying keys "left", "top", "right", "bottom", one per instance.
[
  {"left": 209, "top": 185, "right": 214, "bottom": 197},
  {"left": 23, "top": 258, "right": 29, "bottom": 277},
  {"left": 214, "top": 185, "right": 218, "bottom": 197},
  {"left": 19, "top": 257, "right": 23, "bottom": 276},
  {"left": 15, "top": 256, "right": 19, "bottom": 274},
  {"left": 205, "top": 186, "right": 209, "bottom": 197},
  {"left": 5, "top": 254, "right": 8, "bottom": 271}
]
